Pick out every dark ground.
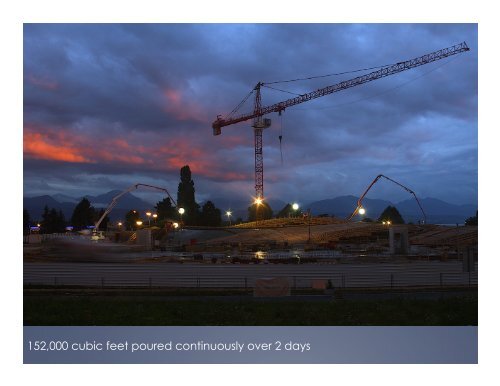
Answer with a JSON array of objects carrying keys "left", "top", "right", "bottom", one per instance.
[{"left": 24, "top": 287, "right": 477, "bottom": 326}]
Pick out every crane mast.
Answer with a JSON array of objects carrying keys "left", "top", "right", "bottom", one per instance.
[{"left": 212, "top": 42, "right": 469, "bottom": 202}]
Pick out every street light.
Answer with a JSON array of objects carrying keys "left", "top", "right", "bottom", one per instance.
[
  {"left": 226, "top": 210, "right": 232, "bottom": 226},
  {"left": 178, "top": 207, "right": 185, "bottom": 227},
  {"left": 136, "top": 220, "right": 143, "bottom": 228},
  {"left": 146, "top": 211, "right": 152, "bottom": 226},
  {"left": 292, "top": 203, "right": 299, "bottom": 218},
  {"left": 253, "top": 198, "right": 263, "bottom": 224},
  {"left": 358, "top": 207, "right": 366, "bottom": 216}
]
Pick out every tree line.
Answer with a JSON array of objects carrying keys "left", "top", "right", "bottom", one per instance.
[{"left": 23, "top": 165, "right": 479, "bottom": 233}]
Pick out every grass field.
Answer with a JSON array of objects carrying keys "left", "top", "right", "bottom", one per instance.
[{"left": 24, "top": 292, "right": 477, "bottom": 326}]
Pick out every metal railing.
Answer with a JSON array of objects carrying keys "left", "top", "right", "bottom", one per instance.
[{"left": 24, "top": 261, "right": 477, "bottom": 289}]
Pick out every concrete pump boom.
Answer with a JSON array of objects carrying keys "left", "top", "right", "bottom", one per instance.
[
  {"left": 94, "top": 183, "right": 177, "bottom": 231},
  {"left": 348, "top": 174, "right": 427, "bottom": 223}
]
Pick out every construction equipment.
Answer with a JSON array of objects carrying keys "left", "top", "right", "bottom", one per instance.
[
  {"left": 212, "top": 42, "right": 470, "bottom": 204},
  {"left": 92, "top": 183, "right": 177, "bottom": 239},
  {"left": 347, "top": 174, "right": 427, "bottom": 223}
]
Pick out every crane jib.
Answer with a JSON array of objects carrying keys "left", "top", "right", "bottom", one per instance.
[{"left": 212, "top": 41, "right": 469, "bottom": 134}]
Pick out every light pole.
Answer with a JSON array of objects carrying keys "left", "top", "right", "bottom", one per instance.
[
  {"left": 178, "top": 207, "right": 185, "bottom": 228},
  {"left": 136, "top": 220, "right": 143, "bottom": 230},
  {"left": 307, "top": 209, "right": 312, "bottom": 243},
  {"left": 254, "top": 198, "right": 262, "bottom": 224},
  {"left": 292, "top": 203, "right": 299, "bottom": 218},
  {"left": 226, "top": 210, "right": 232, "bottom": 226},
  {"left": 152, "top": 213, "right": 158, "bottom": 224},
  {"left": 146, "top": 211, "right": 152, "bottom": 226}
]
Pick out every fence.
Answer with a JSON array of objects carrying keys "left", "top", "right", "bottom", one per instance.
[
  {"left": 23, "top": 233, "right": 77, "bottom": 244},
  {"left": 24, "top": 261, "right": 477, "bottom": 289}
]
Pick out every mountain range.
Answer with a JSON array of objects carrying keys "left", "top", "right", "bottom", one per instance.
[{"left": 23, "top": 192, "right": 477, "bottom": 225}]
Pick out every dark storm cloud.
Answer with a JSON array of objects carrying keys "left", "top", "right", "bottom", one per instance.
[{"left": 23, "top": 23, "right": 477, "bottom": 206}]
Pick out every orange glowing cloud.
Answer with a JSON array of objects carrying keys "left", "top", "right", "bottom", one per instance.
[
  {"left": 24, "top": 132, "right": 91, "bottom": 163},
  {"left": 23, "top": 125, "right": 251, "bottom": 182}
]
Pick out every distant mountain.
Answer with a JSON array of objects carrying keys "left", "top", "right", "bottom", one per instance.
[
  {"left": 306, "top": 195, "right": 392, "bottom": 219},
  {"left": 305, "top": 195, "right": 477, "bottom": 224},
  {"left": 24, "top": 191, "right": 478, "bottom": 225},
  {"left": 23, "top": 195, "right": 76, "bottom": 221},
  {"left": 24, "top": 191, "right": 153, "bottom": 222},
  {"left": 395, "top": 197, "right": 477, "bottom": 224},
  {"left": 52, "top": 193, "right": 79, "bottom": 203},
  {"left": 84, "top": 190, "right": 151, "bottom": 210}
]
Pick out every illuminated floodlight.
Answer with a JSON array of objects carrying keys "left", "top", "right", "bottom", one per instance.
[
  {"left": 136, "top": 221, "right": 143, "bottom": 226},
  {"left": 118, "top": 222, "right": 123, "bottom": 226},
  {"left": 358, "top": 207, "right": 366, "bottom": 215},
  {"left": 152, "top": 214, "right": 158, "bottom": 218},
  {"left": 173, "top": 222, "right": 179, "bottom": 228},
  {"left": 254, "top": 198, "right": 263, "bottom": 206},
  {"left": 146, "top": 211, "right": 152, "bottom": 217},
  {"left": 292, "top": 203, "right": 299, "bottom": 211},
  {"left": 178, "top": 207, "right": 185, "bottom": 215}
]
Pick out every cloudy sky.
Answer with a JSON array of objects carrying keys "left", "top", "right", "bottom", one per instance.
[{"left": 23, "top": 23, "right": 477, "bottom": 206}]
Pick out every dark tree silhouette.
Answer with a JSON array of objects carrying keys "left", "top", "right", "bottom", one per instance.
[
  {"left": 125, "top": 210, "right": 141, "bottom": 230},
  {"left": 40, "top": 206, "right": 66, "bottom": 233},
  {"left": 465, "top": 211, "right": 478, "bottom": 226},
  {"left": 23, "top": 209, "right": 30, "bottom": 234},
  {"left": 200, "top": 201, "right": 222, "bottom": 226},
  {"left": 277, "top": 203, "right": 292, "bottom": 218},
  {"left": 176, "top": 165, "right": 200, "bottom": 225},
  {"left": 248, "top": 202, "right": 273, "bottom": 222},
  {"left": 155, "top": 197, "right": 176, "bottom": 220},
  {"left": 378, "top": 206, "right": 405, "bottom": 224},
  {"left": 71, "top": 198, "right": 96, "bottom": 229},
  {"left": 277, "top": 203, "right": 303, "bottom": 218}
]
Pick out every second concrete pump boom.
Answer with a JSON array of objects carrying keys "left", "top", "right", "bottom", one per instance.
[
  {"left": 348, "top": 174, "right": 427, "bottom": 224},
  {"left": 94, "top": 183, "right": 177, "bottom": 231}
]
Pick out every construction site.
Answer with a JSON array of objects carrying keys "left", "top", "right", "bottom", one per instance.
[{"left": 23, "top": 40, "right": 477, "bottom": 326}]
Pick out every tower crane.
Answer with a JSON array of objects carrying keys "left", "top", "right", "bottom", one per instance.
[{"left": 212, "top": 42, "right": 469, "bottom": 205}]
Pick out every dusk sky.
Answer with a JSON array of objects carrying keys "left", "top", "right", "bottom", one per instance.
[{"left": 23, "top": 23, "right": 478, "bottom": 207}]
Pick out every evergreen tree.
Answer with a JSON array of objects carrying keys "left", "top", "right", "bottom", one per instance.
[
  {"left": 248, "top": 202, "right": 273, "bottom": 222},
  {"left": 41, "top": 206, "right": 66, "bottom": 233},
  {"left": 125, "top": 210, "right": 141, "bottom": 230},
  {"left": 176, "top": 165, "right": 200, "bottom": 225},
  {"left": 377, "top": 206, "right": 405, "bottom": 224},
  {"left": 71, "top": 198, "right": 96, "bottom": 229},
  {"left": 277, "top": 203, "right": 292, "bottom": 218},
  {"left": 200, "top": 201, "right": 222, "bottom": 226},
  {"left": 155, "top": 197, "right": 176, "bottom": 220},
  {"left": 465, "top": 211, "right": 478, "bottom": 226},
  {"left": 23, "top": 209, "right": 31, "bottom": 234}
]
